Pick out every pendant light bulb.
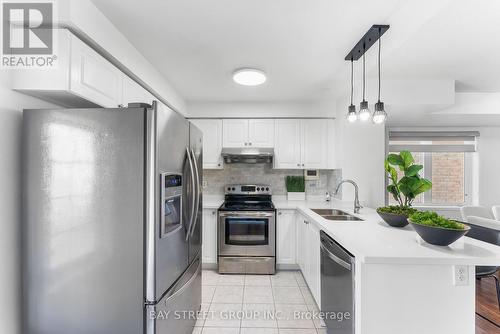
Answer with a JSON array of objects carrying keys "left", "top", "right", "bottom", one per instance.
[
  {"left": 359, "top": 48, "right": 370, "bottom": 121},
  {"left": 347, "top": 105, "right": 357, "bottom": 123},
  {"left": 358, "top": 101, "right": 371, "bottom": 121},
  {"left": 372, "top": 27, "right": 387, "bottom": 124},
  {"left": 373, "top": 101, "right": 387, "bottom": 124}
]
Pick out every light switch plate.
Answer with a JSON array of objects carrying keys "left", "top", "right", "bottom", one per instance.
[
  {"left": 202, "top": 180, "right": 207, "bottom": 189},
  {"left": 453, "top": 265, "right": 469, "bottom": 286}
]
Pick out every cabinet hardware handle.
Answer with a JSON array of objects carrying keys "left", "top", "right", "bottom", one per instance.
[
  {"left": 297, "top": 164, "right": 300, "bottom": 167},
  {"left": 249, "top": 142, "right": 252, "bottom": 146},
  {"left": 212, "top": 211, "right": 215, "bottom": 215},
  {"left": 244, "top": 142, "right": 248, "bottom": 146},
  {"left": 302, "top": 164, "right": 305, "bottom": 167},
  {"left": 278, "top": 212, "right": 282, "bottom": 215}
]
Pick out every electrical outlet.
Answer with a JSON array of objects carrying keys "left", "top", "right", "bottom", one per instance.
[
  {"left": 453, "top": 265, "right": 469, "bottom": 286},
  {"left": 202, "top": 180, "right": 207, "bottom": 189}
]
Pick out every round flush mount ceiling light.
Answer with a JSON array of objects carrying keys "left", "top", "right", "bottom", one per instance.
[{"left": 233, "top": 68, "right": 267, "bottom": 86}]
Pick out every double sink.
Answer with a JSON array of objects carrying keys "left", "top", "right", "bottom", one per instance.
[{"left": 311, "top": 208, "right": 363, "bottom": 221}]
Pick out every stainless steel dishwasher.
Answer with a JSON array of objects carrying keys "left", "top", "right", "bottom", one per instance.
[{"left": 320, "top": 231, "right": 355, "bottom": 334}]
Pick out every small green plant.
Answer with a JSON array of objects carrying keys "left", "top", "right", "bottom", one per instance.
[
  {"left": 385, "top": 151, "right": 432, "bottom": 207},
  {"left": 409, "top": 211, "right": 466, "bottom": 230},
  {"left": 377, "top": 205, "right": 417, "bottom": 216},
  {"left": 286, "top": 176, "right": 305, "bottom": 193}
]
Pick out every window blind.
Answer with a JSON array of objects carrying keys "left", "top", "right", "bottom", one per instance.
[{"left": 388, "top": 131, "right": 479, "bottom": 152}]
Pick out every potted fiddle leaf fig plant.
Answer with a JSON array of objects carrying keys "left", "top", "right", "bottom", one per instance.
[
  {"left": 286, "top": 175, "right": 306, "bottom": 201},
  {"left": 377, "top": 151, "right": 432, "bottom": 227}
]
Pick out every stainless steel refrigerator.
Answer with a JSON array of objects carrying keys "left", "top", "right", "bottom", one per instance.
[{"left": 22, "top": 102, "right": 203, "bottom": 334}]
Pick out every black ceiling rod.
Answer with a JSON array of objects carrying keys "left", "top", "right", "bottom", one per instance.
[{"left": 345, "top": 24, "right": 390, "bottom": 61}]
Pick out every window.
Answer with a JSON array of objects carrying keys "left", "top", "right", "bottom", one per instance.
[{"left": 387, "top": 131, "right": 478, "bottom": 206}]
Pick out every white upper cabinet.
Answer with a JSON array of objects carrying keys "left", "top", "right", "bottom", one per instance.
[
  {"left": 301, "top": 119, "right": 328, "bottom": 169},
  {"left": 191, "top": 119, "right": 223, "bottom": 169},
  {"left": 274, "top": 119, "right": 330, "bottom": 169},
  {"left": 248, "top": 119, "right": 275, "bottom": 147},
  {"left": 223, "top": 119, "right": 249, "bottom": 147},
  {"left": 70, "top": 35, "right": 123, "bottom": 108},
  {"left": 121, "top": 75, "right": 155, "bottom": 106},
  {"left": 12, "top": 29, "right": 153, "bottom": 109},
  {"left": 223, "top": 119, "right": 274, "bottom": 147},
  {"left": 274, "top": 119, "right": 302, "bottom": 169}
]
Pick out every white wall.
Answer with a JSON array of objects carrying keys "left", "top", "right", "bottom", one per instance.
[
  {"left": 0, "top": 73, "right": 59, "bottom": 334},
  {"left": 477, "top": 127, "right": 500, "bottom": 208}
]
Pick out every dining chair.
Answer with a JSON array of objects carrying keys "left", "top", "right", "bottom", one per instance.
[
  {"left": 466, "top": 216, "right": 500, "bottom": 310},
  {"left": 460, "top": 206, "right": 494, "bottom": 222}
]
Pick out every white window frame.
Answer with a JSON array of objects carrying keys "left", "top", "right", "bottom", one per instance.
[{"left": 385, "top": 129, "right": 477, "bottom": 207}]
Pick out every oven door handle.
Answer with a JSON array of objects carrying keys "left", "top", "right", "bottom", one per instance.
[{"left": 218, "top": 211, "right": 275, "bottom": 218}]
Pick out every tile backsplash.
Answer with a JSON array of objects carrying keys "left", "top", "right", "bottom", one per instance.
[{"left": 202, "top": 163, "right": 342, "bottom": 197}]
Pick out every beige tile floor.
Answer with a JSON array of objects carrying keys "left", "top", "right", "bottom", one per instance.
[{"left": 193, "top": 270, "right": 327, "bottom": 334}]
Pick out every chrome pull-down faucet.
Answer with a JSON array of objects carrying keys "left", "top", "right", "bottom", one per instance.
[{"left": 334, "top": 179, "right": 362, "bottom": 214}]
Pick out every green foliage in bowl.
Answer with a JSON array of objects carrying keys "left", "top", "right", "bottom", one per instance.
[
  {"left": 286, "top": 176, "right": 305, "bottom": 192},
  {"left": 409, "top": 211, "right": 466, "bottom": 230},
  {"left": 377, "top": 206, "right": 418, "bottom": 216}
]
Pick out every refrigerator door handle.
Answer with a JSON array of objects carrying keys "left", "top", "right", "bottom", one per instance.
[
  {"left": 189, "top": 148, "right": 201, "bottom": 237},
  {"left": 185, "top": 147, "right": 196, "bottom": 242}
]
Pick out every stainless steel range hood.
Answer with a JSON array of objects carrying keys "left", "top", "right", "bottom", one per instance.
[{"left": 221, "top": 147, "right": 274, "bottom": 164}]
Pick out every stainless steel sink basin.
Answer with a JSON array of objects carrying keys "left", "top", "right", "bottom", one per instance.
[
  {"left": 311, "top": 209, "right": 351, "bottom": 216},
  {"left": 311, "top": 208, "right": 364, "bottom": 221},
  {"left": 321, "top": 215, "right": 363, "bottom": 221}
]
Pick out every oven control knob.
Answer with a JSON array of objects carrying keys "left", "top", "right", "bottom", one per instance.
[
  {"left": 227, "top": 187, "right": 231, "bottom": 191},
  {"left": 232, "top": 187, "right": 235, "bottom": 191},
  {"left": 256, "top": 187, "right": 260, "bottom": 191},
  {"left": 266, "top": 187, "right": 270, "bottom": 191}
]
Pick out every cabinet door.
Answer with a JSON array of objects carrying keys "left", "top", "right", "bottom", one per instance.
[
  {"left": 191, "top": 119, "right": 223, "bottom": 169},
  {"left": 70, "top": 36, "right": 123, "bottom": 107},
  {"left": 277, "top": 210, "right": 296, "bottom": 265},
  {"left": 308, "top": 222, "right": 321, "bottom": 306},
  {"left": 222, "top": 119, "right": 249, "bottom": 147},
  {"left": 248, "top": 119, "right": 275, "bottom": 147},
  {"left": 274, "top": 119, "right": 301, "bottom": 169},
  {"left": 296, "top": 213, "right": 308, "bottom": 274},
  {"left": 121, "top": 75, "right": 154, "bottom": 106},
  {"left": 202, "top": 209, "right": 217, "bottom": 264},
  {"left": 301, "top": 119, "right": 328, "bottom": 169}
]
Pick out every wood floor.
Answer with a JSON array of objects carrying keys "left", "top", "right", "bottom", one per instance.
[{"left": 476, "top": 272, "right": 500, "bottom": 333}]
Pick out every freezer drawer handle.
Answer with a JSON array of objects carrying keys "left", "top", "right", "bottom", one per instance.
[
  {"left": 164, "top": 258, "right": 201, "bottom": 305},
  {"left": 320, "top": 243, "right": 352, "bottom": 271}
]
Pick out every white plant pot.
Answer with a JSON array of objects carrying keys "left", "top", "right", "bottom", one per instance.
[{"left": 287, "top": 192, "right": 306, "bottom": 201}]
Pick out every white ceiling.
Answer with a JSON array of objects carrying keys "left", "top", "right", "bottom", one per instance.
[{"left": 90, "top": 0, "right": 500, "bottom": 103}]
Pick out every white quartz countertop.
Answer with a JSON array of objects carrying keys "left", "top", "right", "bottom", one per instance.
[{"left": 204, "top": 196, "right": 500, "bottom": 266}]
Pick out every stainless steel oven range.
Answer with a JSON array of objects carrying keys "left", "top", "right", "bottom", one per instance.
[{"left": 218, "top": 185, "right": 276, "bottom": 274}]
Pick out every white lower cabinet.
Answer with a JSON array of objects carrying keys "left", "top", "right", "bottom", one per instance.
[
  {"left": 276, "top": 210, "right": 296, "bottom": 265},
  {"left": 202, "top": 209, "right": 217, "bottom": 265},
  {"left": 296, "top": 212, "right": 321, "bottom": 306}
]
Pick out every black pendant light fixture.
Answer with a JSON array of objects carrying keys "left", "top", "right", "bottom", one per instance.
[
  {"left": 344, "top": 24, "right": 389, "bottom": 124},
  {"left": 372, "top": 27, "right": 387, "bottom": 124},
  {"left": 347, "top": 58, "right": 357, "bottom": 122},
  {"left": 358, "top": 47, "right": 371, "bottom": 121}
]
